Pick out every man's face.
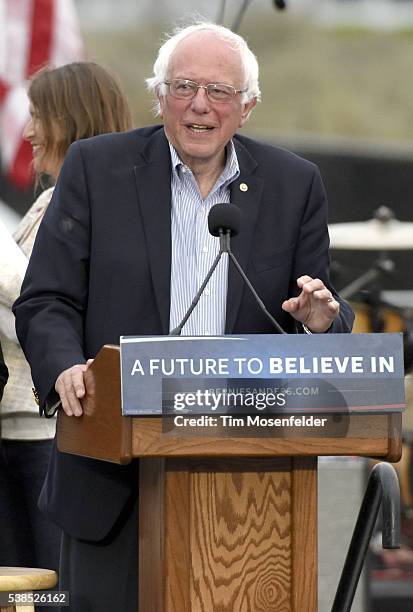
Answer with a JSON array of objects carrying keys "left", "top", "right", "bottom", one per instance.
[{"left": 158, "top": 32, "right": 256, "bottom": 171}]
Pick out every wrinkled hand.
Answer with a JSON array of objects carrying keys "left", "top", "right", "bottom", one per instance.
[
  {"left": 282, "top": 275, "right": 340, "bottom": 333},
  {"left": 55, "top": 359, "right": 94, "bottom": 417}
]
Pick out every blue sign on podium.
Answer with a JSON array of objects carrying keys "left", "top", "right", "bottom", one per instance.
[{"left": 119, "top": 333, "right": 405, "bottom": 418}]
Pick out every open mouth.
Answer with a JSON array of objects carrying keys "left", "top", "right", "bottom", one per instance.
[{"left": 187, "top": 124, "right": 214, "bottom": 133}]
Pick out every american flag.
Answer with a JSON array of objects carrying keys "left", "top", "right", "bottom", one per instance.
[{"left": 0, "top": 0, "right": 83, "bottom": 189}]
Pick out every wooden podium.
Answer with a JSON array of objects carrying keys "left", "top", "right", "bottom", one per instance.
[{"left": 57, "top": 345, "right": 402, "bottom": 612}]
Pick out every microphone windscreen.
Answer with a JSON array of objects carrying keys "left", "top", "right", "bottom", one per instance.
[{"left": 208, "top": 203, "right": 241, "bottom": 237}]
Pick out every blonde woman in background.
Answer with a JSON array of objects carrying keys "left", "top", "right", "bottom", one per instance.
[{"left": 0, "top": 61, "right": 132, "bottom": 572}]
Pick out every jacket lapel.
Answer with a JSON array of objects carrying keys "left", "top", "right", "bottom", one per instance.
[
  {"left": 226, "top": 139, "right": 264, "bottom": 333},
  {"left": 133, "top": 129, "right": 172, "bottom": 334},
  {"left": 132, "top": 130, "right": 264, "bottom": 335}
]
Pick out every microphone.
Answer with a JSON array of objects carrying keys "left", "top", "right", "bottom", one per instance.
[
  {"left": 208, "top": 202, "right": 241, "bottom": 253},
  {"left": 170, "top": 203, "right": 286, "bottom": 336},
  {"left": 208, "top": 202, "right": 241, "bottom": 237}
]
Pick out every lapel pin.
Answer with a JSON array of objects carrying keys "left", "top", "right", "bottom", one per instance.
[{"left": 239, "top": 183, "right": 248, "bottom": 192}]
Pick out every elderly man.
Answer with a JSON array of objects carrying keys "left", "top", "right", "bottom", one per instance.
[{"left": 14, "top": 21, "right": 353, "bottom": 612}]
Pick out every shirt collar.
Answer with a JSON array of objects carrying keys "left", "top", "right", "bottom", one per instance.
[{"left": 168, "top": 140, "right": 240, "bottom": 189}]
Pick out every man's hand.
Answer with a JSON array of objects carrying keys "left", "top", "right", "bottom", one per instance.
[
  {"left": 55, "top": 360, "right": 94, "bottom": 417},
  {"left": 282, "top": 275, "right": 340, "bottom": 333}
]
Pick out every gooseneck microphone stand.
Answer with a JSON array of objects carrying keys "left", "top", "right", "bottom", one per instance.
[
  {"left": 223, "top": 230, "right": 286, "bottom": 334},
  {"left": 169, "top": 238, "right": 225, "bottom": 336},
  {"left": 170, "top": 226, "right": 286, "bottom": 335}
]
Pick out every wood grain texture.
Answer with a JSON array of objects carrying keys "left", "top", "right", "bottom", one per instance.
[
  {"left": 387, "top": 413, "right": 402, "bottom": 462},
  {"left": 291, "top": 458, "right": 317, "bottom": 612},
  {"left": 166, "top": 459, "right": 292, "bottom": 612},
  {"left": 57, "top": 345, "right": 132, "bottom": 464},
  {"left": 164, "top": 465, "right": 191, "bottom": 612},
  {"left": 0, "top": 568, "right": 57, "bottom": 591},
  {"left": 0, "top": 568, "right": 54, "bottom": 612},
  {"left": 138, "top": 458, "right": 165, "bottom": 612},
  {"left": 131, "top": 414, "right": 396, "bottom": 459},
  {"left": 191, "top": 469, "right": 290, "bottom": 610}
]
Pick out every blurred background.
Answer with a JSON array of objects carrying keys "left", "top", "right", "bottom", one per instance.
[{"left": 1, "top": 1, "right": 413, "bottom": 610}]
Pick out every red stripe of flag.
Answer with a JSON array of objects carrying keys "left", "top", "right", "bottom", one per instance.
[
  {"left": 8, "top": 139, "right": 34, "bottom": 189},
  {"left": 0, "top": 79, "right": 8, "bottom": 104},
  {"left": 27, "top": 0, "right": 55, "bottom": 77}
]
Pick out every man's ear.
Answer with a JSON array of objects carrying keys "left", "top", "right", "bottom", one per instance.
[
  {"left": 157, "top": 88, "right": 165, "bottom": 118},
  {"left": 239, "top": 98, "right": 257, "bottom": 127}
]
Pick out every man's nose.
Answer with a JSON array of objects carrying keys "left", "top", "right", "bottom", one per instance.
[{"left": 190, "top": 86, "right": 211, "bottom": 112}]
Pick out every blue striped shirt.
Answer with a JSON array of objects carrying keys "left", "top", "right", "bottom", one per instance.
[{"left": 168, "top": 141, "right": 240, "bottom": 335}]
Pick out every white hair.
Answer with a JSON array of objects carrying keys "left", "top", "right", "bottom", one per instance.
[{"left": 145, "top": 21, "right": 261, "bottom": 115}]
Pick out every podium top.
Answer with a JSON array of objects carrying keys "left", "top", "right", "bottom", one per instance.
[{"left": 57, "top": 345, "right": 402, "bottom": 464}]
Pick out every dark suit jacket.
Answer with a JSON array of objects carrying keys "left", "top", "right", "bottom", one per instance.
[{"left": 14, "top": 125, "right": 353, "bottom": 541}]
